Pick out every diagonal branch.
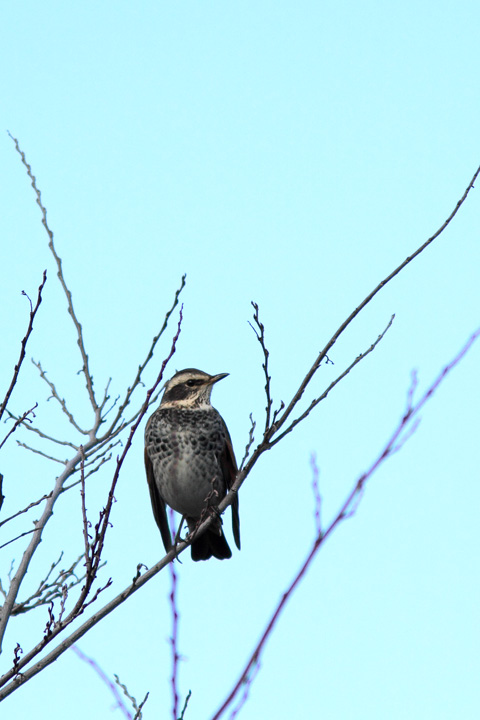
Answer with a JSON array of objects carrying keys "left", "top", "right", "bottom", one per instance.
[
  {"left": 268, "top": 163, "right": 480, "bottom": 441},
  {"left": 0, "top": 271, "right": 47, "bottom": 424},
  {"left": 8, "top": 133, "right": 98, "bottom": 413},
  {"left": 212, "top": 325, "right": 480, "bottom": 719},
  {"left": 4, "top": 410, "right": 79, "bottom": 449},
  {"left": 0, "top": 404, "right": 38, "bottom": 453},
  {"left": 270, "top": 314, "right": 395, "bottom": 446}
]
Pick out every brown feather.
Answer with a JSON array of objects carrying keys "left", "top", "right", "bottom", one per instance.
[
  {"left": 144, "top": 447, "right": 172, "bottom": 554},
  {"left": 221, "top": 421, "right": 241, "bottom": 550}
]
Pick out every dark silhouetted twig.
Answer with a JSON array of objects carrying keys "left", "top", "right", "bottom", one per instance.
[{"left": 0, "top": 271, "right": 46, "bottom": 424}]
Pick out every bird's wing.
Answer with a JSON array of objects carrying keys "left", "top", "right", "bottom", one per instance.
[
  {"left": 220, "top": 421, "right": 241, "bottom": 551},
  {"left": 144, "top": 447, "right": 173, "bottom": 554}
]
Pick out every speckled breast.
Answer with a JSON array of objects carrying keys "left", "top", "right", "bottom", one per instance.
[{"left": 145, "top": 408, "right": 228, "bottom": 517}]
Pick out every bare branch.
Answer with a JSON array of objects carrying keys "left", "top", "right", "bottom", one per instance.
[
  {"left": 0, "top": 307, "right": 184, "bottom": 687},
  {"left": 114, "top": 673, "right": 150, "bottom": 720},
  {"left": 10, "top": 554, "right": 85, "bottom": 615},
  {"left": 31, "top": 360, "right": 88, "bottom": 434},
  {"left": 8, "top": 133, "right": 98, "bottom": 412},
  {"left": 0, "top": 525, "right": 183, "bottom": 698},
  {"left": 270, "top": 314, "right": 395, "bottom": 447},
  {"left": 212, "top": 325, "right": 480, "bottom": 719},
  {"left": 168, "top": 508, "right": 181, "bottom": 720},
  {"left": 0, "top": 493, "right": 49, "bottom": 528},
  {"left": 4, "top": 408, "right": 78, "bottom": 449},
  {"left": 79, "top": 447, "right": 92, "bottom": 580},
  {"left": 14, "top": 441, "right": 66, "bottom": 465},
  {"left": 239, "top": 413, "right": 256, "bottom": 471},
  {"left": 0, "top": 444, "right": 92, "bottom": 650},
  {"left": 248, "top": 302, "right": 273, "bottom": 433},
  {"left": 0, "top": 270, "right": 47, "bottom": 424},
  {"left": 71, "top": 646, "right": 133, "bottom": 720},
  {"left": 178, "top": 691, "right": 192, "bottom": 720},
  {"left": 3, "top": 308, "right": 472, "bottom": 699},
  {"left": 102, "top": 274, "right": 186, "bottom": 435},
  {"left": 0, "top": 529, "right": 36, "bottom": 551},
  {"left": 269, "top": 164, "right": 480, "bottom": 441},
  {"left": 0, "top": 404, "right": 38, "bottom": 452}
]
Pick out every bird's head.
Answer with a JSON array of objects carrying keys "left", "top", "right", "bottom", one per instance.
[{"left": 160, "top": 368, "right": 229, "bottom": 409}]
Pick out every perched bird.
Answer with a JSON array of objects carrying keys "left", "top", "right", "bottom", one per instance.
[{"left": 144, "top": 368, "right": 240, "bottom": 561}]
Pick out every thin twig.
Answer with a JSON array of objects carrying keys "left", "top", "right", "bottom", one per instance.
[
  {"left": 0, "top": 493, "right": 50, "bottom": 529},
  {"left": 11, "top": 554, "right": 85, "bottom": 615},
  {"left": 115, "top": 673, "right": 150, "bottom": 719},
  {"left": 0, "top": 271, "right": 47, "bottom": 423},
  {"left": 79, "top": 447, "right": 92, "bottom": 579},
  {"left": 0, "top": 529, "right": 36, "bottom": 551},
  {"left": 178, "top": 691, "right": 192, "bottom": 720},
  {"left": 248, "top": 302, "right": 273, "bottom": 433},
  {"left": 0, "top": 404, "right": 38, "bottom": 452},
  {"left": 239, "top": 414, "right": 256, "bottom": 471},
  {"left": 270, "top": 314, "right": 395, "bottom": 447},
  {"left": 14, "top": 441, "right": 66, "bottom": 465},
  {"left": 71, "top": 646, "right": 132, "bottom": 720},
  {"left": 102, "top": 274, "right": 186, "bottom": 435},
  {"left": 4, "top": 409, "right": 78, "bottom": 448},
  {"left": 32, "top": 360, "right": 89, "bottom": 434},
  {"left": 168, "top": 507, "right": 180, "bottom": 720}
]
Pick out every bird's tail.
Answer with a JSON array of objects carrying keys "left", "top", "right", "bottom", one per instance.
[{"left": 191, "top": 527, "right": 232, "bottom": 561}]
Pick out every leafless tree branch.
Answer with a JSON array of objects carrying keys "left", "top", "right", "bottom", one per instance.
[
  {"left": 267, "top": 164, "right": 480, "bottom": 442},
  {"left": 2, "top": 134, "right": 478, "bottom": 715},
  {"left": 0, "top": 137, "right": 186, "bottom": 669},
  {"left": 9, "top": 554, "right": 85, "bottom": 615},
  {"left": 0, "top": 308, "right": 184, "bottom": 694},
  {"left": 4, "top": 409, "right": 78, "bottom": 448},
  {"left": 71, "top": 645, "right": 137, "bottom": 719},
  {"left": 0, "top": 271, "right": 47, "bottom": 424},
  {"left": 269, "top": 313, "right": 395, "bottom": 446},
  {"left": 212, "top": 325, "right": 480, "bottom": 719},
  {"left": 31, "top": 360, "right": 88, "bottom": 434},
  {"left": 13, "top": 441, "right": 66, "bottom": 465},
  {"left": 8, "top": 133, "right": 98, "bottom": 413},
  {"left": 101, "top": 274, "right": 187, "bottom": 435},
  {"left": 0, "top": 404, "right": 38, "bottom": 453},
  {"left": 239, "top": 413, "right": 256, "bottom": 471},
  {"left": 0, "top": 492, "right": 50, "bottom": 529},
  {"left": 248, "top": 302, "right": 273, "bottom": 433},
  {"left": 168, "top": 508, "right": 181, "bottom": 720}
]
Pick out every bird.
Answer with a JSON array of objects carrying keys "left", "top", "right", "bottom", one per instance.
[{"left": 144, "top": 368, "right": 240, "bottom": 561}]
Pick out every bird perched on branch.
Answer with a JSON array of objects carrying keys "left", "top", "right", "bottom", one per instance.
[{"left": 144, "top": 368, "right": 240, "bottom": 561}]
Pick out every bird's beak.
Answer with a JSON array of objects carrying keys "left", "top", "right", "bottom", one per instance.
[{"left": 209, "top": 373, "right": 229, "bottom": 385}]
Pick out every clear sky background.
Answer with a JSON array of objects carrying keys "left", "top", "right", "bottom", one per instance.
[{"left": 1, "top": 2, "right": 479, "bottom": 718}]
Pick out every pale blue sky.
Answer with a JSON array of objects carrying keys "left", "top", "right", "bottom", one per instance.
[{"left": 1, "top": 3, "right": 479, "bottom": 718}]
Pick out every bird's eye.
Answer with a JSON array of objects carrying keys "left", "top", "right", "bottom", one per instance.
[{"left": 186, "top": 379, "right": 197, "bottom": 387}]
